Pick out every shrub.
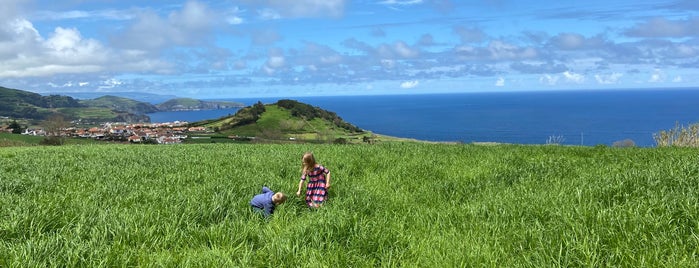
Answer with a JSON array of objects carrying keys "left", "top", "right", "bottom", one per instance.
[
  {"left": 39, "top": 136, "right": 64, "bottom": 146},
  {"left": 546, "top": 135, "right": 565, "bottom": 145},
  {"left": 653, "top": 122, "right": 699, "bottom": 147},
  {"left": 612, "top": 139, "right": 636, "bottom": 148}
]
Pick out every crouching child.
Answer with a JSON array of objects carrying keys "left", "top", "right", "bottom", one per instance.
[{"left": 250, "top": 186, "right": 287, "bottom": 219}]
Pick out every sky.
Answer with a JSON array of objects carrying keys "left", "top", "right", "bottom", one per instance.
[{"left": 1, "top": 0, "right": 698, "bottom": 98}]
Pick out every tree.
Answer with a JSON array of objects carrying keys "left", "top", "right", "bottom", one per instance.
[
  {"left": 8, "top": 120, "right": 22, "bottom": 134},
  {"left": 41, "top": 114, "right": 68, "bottom": 145}
]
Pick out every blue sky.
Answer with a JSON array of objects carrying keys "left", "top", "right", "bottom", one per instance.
[{"left": 1, "top": 0, "right": 698, "bottom": 98}]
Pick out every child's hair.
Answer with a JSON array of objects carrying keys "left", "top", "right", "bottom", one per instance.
[
  {"left": 273, "top": 192, "right": 287, "bottom": 204},
  {"left": 302, "top": 152, "right": 316, "bottom": 173}
]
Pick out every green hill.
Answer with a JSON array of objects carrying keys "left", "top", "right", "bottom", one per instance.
[
  {"left": 80, "top": 95, "right": 159, "bottom": 114},
  {"left": 0, "top": 86, "right": 149, "bottom": 123},
  {"left": 0, "top": 86, "right": 244, "bottom": 124},
  {"left": 191, "top": 99, "right": 367, "bottom": 142},
  {"left": 0, "top": 143, "right": 696, "bottom": 266},
  {"left": 0, "top": 86, "right": 83, "bottom": 120},
  {"left": 156, "top": 98, "right": 244, "bottom": 111}
]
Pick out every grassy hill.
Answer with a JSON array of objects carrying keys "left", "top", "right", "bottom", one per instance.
[
  {"left": 0, "top": 86, "right": 149, "bottom": 123},
  {"left": 0, "top": 143, "right": 697, "bottom": 266},
  {"left": 156, "top": 98, "right": 244, "bottom": 111},
  {"left": 80, "top": 95, "right": 160, "bottom": 114},
  {"left": 0, "top": 86, "right": 247, "bottom": 125},
  {"left": 0, "top": 86, "right": 83, "bottom": 120},
  {"left": 190, "top": 100, "right": 371, "bottom": 143}
]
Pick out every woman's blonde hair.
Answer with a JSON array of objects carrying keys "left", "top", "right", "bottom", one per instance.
[{"left": 302, "top": 152, "right": 316, "bottom": 173}]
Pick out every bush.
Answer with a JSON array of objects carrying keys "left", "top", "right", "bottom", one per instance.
[
  {"left": 39, "top": 136, "right": 64, "bottom": 146},
  {"left": 653, "top": 122, "right": 699, "bottom": 147},
  {"left": 546, "top": 135, "right": 565, "bottom": 145},
  {"left": 612, "top": 139, "right": 636, "bottom": 148}
]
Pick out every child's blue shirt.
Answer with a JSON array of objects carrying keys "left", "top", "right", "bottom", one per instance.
[{"left": 250, "top": 186, "right": 275, "bottom": 217}]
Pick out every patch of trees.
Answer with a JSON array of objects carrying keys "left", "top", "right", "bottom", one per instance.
[
  {"left": 276, "top": 99, "right": 362, "bottom": 133},
  {"left": 219, "top": 101, "right": 266, "bottom": 130},
  {"left": 0, "top": 91, "right": 84, "bottom": 120}
]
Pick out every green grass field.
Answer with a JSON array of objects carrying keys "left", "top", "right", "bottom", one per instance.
[
  {"left": 0, "top": 143, "right": 697, "bottom": 266},
  {"left": 0, "top": 133, "right": 103, "bottom": 146}
]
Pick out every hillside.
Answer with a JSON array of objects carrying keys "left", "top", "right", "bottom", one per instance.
[
  {"left": 0, "top": 143, "right": 696, "bottom": 266},
  {"left": 156, "top": 98, "right": 244, "bottom": 111},
  {"left": 190, "top": 99, "right": 366, "bottom": 142},
  {"left": 80, "top": 95, "right": 160, "bottom": 114},
  {"left": 0, "top": 86, "right": 83, "bottom": 120},
  {"left": 0, "top": 86, "right": 244, "bottom": 124}
]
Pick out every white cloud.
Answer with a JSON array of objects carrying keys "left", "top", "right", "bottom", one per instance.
[
  {"left": 495, "top": 77, "right": 505, "bottom": 87},
  {"left": 594, "top": 72, "right": 623, "bottom": 84},
  {"left": 227, "top": 16, "right": 244, "bottom": 25},
  {"left": 244, "top": 0, "right": 346, "bottom": 18},
  {"left": 673, "top": 76, "right": 683, "bottom": 82},
  {"left": 379, "top": 0, "right": 424, "bottom": 5},
  {"left": 99, "top": 78, "right": 123, "bottom": 89},
  {"left": 649, "top": 69, "right": 665, "bottom": 82},
  {"left": 0, "top": 20, "right": 111, "bottom": 77},
  {"left": 267, "top": 56, "right": 285, "bottom": 68},
  {"left": 563, "top": 71, "right": 585, "bottom": 83},
  {"left": 539, "top": 74, "right": 559, "bottom": 85},
  {"left": 625, "top": 17, "right": 699, "bottom": 38},
  {"left": 113, "top": 1, "right": 218, "bottom": 51},
  {"left": 400, "top": 80, "right": 419, "bottom": 88},
  {"left": 394, "top": 41, "right": 419, "bottom": 58}
]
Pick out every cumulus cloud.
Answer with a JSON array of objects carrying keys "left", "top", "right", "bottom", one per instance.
[
  {"left": 510, "top": 61, "right": 567, "bottom": 74},
  {"left": 379, "top": 0, "right": 424, "bottom": 5},
  {"left": 393, "top": 41, "right": 419, "bottom": 58},
  {"left": 112, "top": 1, "right": 218, "bottom": 51},
  {"left": 563, "top": 71, "right": 585, "bottom": 83},
  {"left": 251, "top": 28, "right": 283, "bottom": 45},
  {"left": 594, "top": 72, "right": 623, "bottom": 84},
  {"left": 0, "top": 1, "right": 223, "bottom": 79},
  {"left": 400, "top": 80, "right": 419, "bottom": 88},
  {"left": 539, "top": 74, "right": 559, "bottom": 86},
  {"left": 649, "top": 69, "right": 665, "bottom": 82},
  {"left": 453, "top": 26, "right": 486, "bottom": 44},
  {"left": 549, "top": 33, "right": 607, "bottom": 50},
  {"left": 625, "top": 17, "right": 699, "bottom": 38},
  {"left": 0, "top": 21, "right": 110, "bottom": 77},
  {"left": 495, "top": 77, "right": 505, "bottom": 87},
  {"left": 241, "top": 0, "right": 346, "bottom": 18}
]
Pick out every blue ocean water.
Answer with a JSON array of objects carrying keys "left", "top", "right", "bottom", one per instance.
[{"left": 147, "top": 88, "right": 699, "bottom": 147}]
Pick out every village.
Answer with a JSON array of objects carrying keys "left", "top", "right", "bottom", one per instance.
[{"left": 16, "top": 121, "right": 211, "bottom": 144}]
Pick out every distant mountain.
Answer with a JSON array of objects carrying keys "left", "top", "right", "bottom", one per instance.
[
  {"left": 0, "top": 86, "right": 85, "bottom": 120},
  {"left": 1, "top": 86, "right": 248, "bottom": 123},
  {"left": 0, "top": 86, "right": 149, "bottom": 123},
  {"left": 80, "top": 95, "right": 160, "bottom": 114},
  {"left": 55, "top": 92, "right": 178, "bottom": 104},
  {"left": 156, "top": 98, "right": 244, "bottom": 111}
]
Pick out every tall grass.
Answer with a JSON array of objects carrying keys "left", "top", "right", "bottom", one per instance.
[
  {"left": 0, "top": 143, "right": 697, "bottom": 266},
  {"left": 654, "top": 122, "right": 699, "bottom": 147}
]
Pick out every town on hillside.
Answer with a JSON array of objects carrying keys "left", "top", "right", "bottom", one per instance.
[{"left": 2, "top": 119, "right": 210, "bottom": 144}]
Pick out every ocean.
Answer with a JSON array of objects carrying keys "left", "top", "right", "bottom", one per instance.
[{"left": 146, "top": 88, "right": 699, "bottom": 147}]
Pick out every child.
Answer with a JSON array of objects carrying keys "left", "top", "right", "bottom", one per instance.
[
  {"left": 250, "top": 186, "right": 287, "bottom": 218},
  {"left": 296, "top": 152, "right": 331, "bottom": 208}
]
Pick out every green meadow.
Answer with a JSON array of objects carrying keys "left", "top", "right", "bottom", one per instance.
[{"left": 0, "top": 143, "right": 697, "bottom": 266}]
